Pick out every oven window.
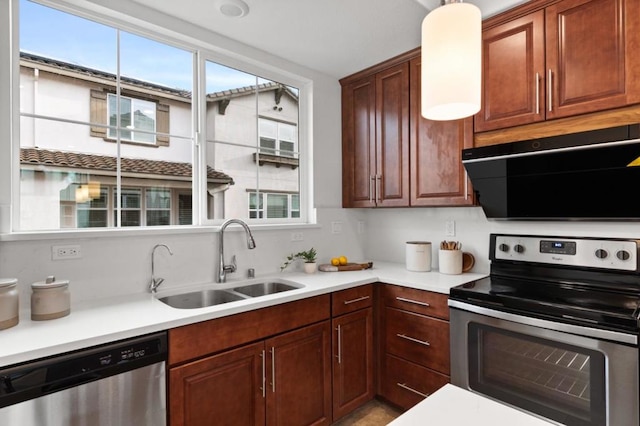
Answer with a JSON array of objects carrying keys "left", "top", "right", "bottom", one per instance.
[{"left": 469, "top": 324, "right": 606, "bottom": 426}]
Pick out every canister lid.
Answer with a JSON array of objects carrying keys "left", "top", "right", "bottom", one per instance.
[
  {"left": 32, "top": 276, "right": 69, "bottom": 289},
  {"left": 406, "top": 241, "right": 431, "bottom": 245},
  {"left": 0, "top": 278, "right": 18, "bottom": 288}
]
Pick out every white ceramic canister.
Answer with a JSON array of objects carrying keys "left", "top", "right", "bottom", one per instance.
[
  {"left": 406, "top": 241, "right": 432, "bottom": 272},
  {"left": 31, "top": 276, "right": 70, "bottom": 321},
  {"left": 0, "top": 278, "right": 19, "bottom": 330},
  {"left": 439, "top": 249, "right": 463, "bottom": 275}
]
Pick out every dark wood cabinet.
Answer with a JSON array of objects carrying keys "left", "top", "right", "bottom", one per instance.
[
  {"left": 168, "top": 296, "right": 332, "bottom": 426},
  {"left": 378, "top": 284, "right": 450, "bottom": 410},
  {"left": 331, "top": 286, "right": 374, "bottom": 421},
  {"left": 342, "top": 49, "right": 473, "bottom": 208},
  {"left": 476, "top": 0, "right": 640, "bottom": 133},
  {"left": 342, "top": 62, "right": 410, "bottom": 207},
  {"left": 170, "top": 342, "right": 265, "bottom": 426},
  {"left": 266, "top": 322, "right": 332, "bottom": 426},
  {"left": 409, "top": 56, "right": 473, "bottom": 206}
]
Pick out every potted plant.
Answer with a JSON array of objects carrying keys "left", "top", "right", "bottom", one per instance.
[{"left": 281, "top": 248, "right": 318, "bottom": 273}]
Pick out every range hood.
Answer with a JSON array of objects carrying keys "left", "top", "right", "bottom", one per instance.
[{"left": 462, "top": 124, "right": 640, "bottom": 220}]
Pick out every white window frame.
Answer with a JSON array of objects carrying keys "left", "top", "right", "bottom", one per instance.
[
  {"left": 1, "top": 0, "right": 314, "bottom": 236},
  {"left": 259, "top": 118, "right": 298, "bottom": 158},
  {"left": 248, "top": 191, "right": 300, "bottom": 220}
]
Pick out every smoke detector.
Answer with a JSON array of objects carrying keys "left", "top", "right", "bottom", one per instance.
[{"left": 218, "top": 0, "right": 250, "bottom": 18}]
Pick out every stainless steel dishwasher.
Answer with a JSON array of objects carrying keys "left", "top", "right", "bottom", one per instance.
[{"left": 0, "top": 331, "right": 167, "bottom": 426}]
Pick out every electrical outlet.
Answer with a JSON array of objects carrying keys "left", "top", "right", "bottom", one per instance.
[
  {"left": 331, "top": 221, "right": 343, "bottom": 234},
  {"left": 52, "top": 245, "right": 82, "bottom": 260},
  {"left": 291, "top": 232, "right": 304, "bottom": 242},
  {"left": 445, "top": 220, "right": 456, "bottom": 237}
]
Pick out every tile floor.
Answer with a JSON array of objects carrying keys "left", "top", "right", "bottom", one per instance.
[{"left": 333, "top": 400, "right": 402, "bottom": 426}]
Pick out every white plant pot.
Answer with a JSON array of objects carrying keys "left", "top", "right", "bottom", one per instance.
[{"left": 303, "top": 262, "right": 317, "bottom": 274}]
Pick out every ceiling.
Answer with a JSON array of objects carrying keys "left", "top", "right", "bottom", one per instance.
[{"left": 132, "top": 0, "right": 528, "bottom": 79}]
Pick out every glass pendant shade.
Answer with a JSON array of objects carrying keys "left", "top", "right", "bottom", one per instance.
[{"left": 421, "top": 1, "right": 481, "bottom": 121}]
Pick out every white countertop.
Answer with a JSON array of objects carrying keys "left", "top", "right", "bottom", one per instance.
[
  {"left": 0, "top": 261, "right": 487, "bottom": 367},
  {"left": 389, "top": 384, "right": 557, "bottom": 426}
]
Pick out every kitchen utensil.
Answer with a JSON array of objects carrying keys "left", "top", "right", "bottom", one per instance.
[
  {"left": 318, "top": 262, "right": 373, "bottom": 272},
  {"left": 439, "top": 249, "right": 462, "bottom": 274}
]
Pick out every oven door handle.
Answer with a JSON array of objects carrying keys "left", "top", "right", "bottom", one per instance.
[{"left": 448, "top": 299, "right": 638, "bottom": 345}]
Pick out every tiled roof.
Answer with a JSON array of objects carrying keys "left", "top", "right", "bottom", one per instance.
[
  {"left": 20, "top": 52, "right": 192, "bottom": 99},
  {"left": 20, "top": 52, "right": 298, "bottom": 101},
  {"left": 20, "top": 148, "right": 234, "bottom": 184}
]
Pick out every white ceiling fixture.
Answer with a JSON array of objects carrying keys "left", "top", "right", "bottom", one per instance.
[
  {"left": 421, "top": 0, "right": 481, "bottom": 121},
  {"left": 216, "top": 0, "right": 249, "bottom": 18}
]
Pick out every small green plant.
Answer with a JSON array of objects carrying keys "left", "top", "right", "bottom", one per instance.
[{"left": 280, "top": 247, "right": 318, "bottom": 271}]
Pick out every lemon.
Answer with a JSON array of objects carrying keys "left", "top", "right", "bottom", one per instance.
[
  {"left": 339, "top": 255, "right": 348, "bottom": 266},
  {"left": 331, "top": 257, "right": 340, "bottom": 266}
]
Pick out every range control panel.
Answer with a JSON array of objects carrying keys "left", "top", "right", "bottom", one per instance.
[{"left": 493, "top": 234, "right": 639, "bottom": 271}]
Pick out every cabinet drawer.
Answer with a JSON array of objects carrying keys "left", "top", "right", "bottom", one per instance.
[
  {"left": 332, "top": 284, "right": 373, "bottom": 316},
  {"left": 384, "top": 307, "right": 450, "bottom": 374},
  {"left": 381, "top": 354, "right": 449, "bottom": 411},
  {"left": 382, "top": 285, "right": 449, "bottom": 320}
]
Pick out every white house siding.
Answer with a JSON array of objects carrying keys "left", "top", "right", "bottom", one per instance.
[{"left": 207, "top": 87, "right": 299, "bottom": 219}]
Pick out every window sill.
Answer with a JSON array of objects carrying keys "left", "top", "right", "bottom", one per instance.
[{"left": 0, "top": 223, "right": 321, "bottom": 242}]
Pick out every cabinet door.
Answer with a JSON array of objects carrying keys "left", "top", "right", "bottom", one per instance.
[
  {"left": 342, "top": 76, "right": 376, "bottom": 207},
  {"left": 546, "top": 0, "right": 640, "bottom": 119},
  {"left": 332, "top": 308, "right": 374, "bottom": 421},
  {"left": 266, "top": 321, "right": 332, "bottom": 426},
  {"left": 375, "top": 63, "right": 410, "bottom": 207},
  {"left": 169, "top": 342, "right": 265, "bottom": 426},
  {"left": 475, "top": 11, "right": 545, "bottom": 132},
  {"left": 409, "top": 57, "right": 474, "bottom": 206}
]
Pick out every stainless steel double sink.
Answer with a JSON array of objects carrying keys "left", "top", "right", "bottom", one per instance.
[{"left": 158, "top": 280, "right": 303, "bottom": 309}]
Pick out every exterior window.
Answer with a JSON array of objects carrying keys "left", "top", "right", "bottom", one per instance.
[
  {"left": 248, "top": 192, "right": 299, "bottom": 219},
  {"left": 116, "top": 188, "right": 142, "bottom": 227},
  {"left": 108, "top": 94, "right": 156, "bottom": 144},
  {"left": 77, "top": 187, "right": 109, "bottom": 228},
  {"left": 146, "top": 188, "right": 171, "bottom": 225},
  {"left": 259, "top": 119, "right": 297, "bottom": 157}
]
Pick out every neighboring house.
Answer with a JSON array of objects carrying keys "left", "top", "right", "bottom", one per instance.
[{"left": 18, "top": 52, "right": 299, "bottom": 230}]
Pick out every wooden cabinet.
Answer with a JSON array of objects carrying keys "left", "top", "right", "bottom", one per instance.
[
  {"left": 341, "top": 49, "right": 473, "bottom": 208},
  {"left": 409, "top": 56, "right": 473, "bottom": 206},
  {"left": 342, "top": 63, "right": 410, "bottom": 207},
  {"left": 330, "top": 285, "right": 374, "bottom": 421},
  {"left": 476, "top": 0, "right": 640, "bottom": 133},
  {"left": 168, "top": 296, "right": 332, "bottom": 426},
  {"left": 379, "top": 284, "right": 450, "bottom": 410}
]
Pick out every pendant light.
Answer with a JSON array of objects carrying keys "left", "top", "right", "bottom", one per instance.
[{"left": 421, "top": 0, "right": 481, "bottom": 121}]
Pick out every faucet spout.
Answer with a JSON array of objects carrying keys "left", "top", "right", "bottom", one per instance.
[
  {"left": 150, "top": 244, "right": 173, "bottom": 293},
  {"left": 218, "top": 219, "right": 256, "bottom": 283}
]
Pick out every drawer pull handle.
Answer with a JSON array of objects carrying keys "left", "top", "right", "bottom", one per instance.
[
  {"left": 344, "top": 295, "right": 370, "bottom": 305},
  {"left": 336, "top": 325, "right": 342, "bottom": 364},
  {"left": 397, "top": 382, "right": 430, "bottom": 398},
  {"left": 397, "top": 333, "right": 430, "bottom": 347},
  {"left": 396, "top": 296, "right": 430, "bottom": 307}
]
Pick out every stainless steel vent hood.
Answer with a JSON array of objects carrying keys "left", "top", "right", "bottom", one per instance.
[{"left": 462, "top": 125, "right": 640, "bottom": 220}]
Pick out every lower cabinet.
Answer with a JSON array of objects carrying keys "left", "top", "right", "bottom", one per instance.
[
  {"left": 170, "top": 321, "right": 332, "bottom": 426},
  {"left": 378, "top": 284, "right": 451, "bottom": 410}
]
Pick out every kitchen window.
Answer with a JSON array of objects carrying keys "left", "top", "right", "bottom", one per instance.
[{"left": 6, "top": 0, "right": 311, "bottom": 233}]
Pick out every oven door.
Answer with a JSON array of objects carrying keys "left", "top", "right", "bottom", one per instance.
[{"left": 449, "top": 301, "right": 639, "bottom": 426}]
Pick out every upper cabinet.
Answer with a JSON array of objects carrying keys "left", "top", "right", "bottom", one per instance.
[
  {"left": 342, "top": 63, "right": 410, "bottom": 207},
  {"left": 475, "top": 0, "right": 640, "bottom": 133},
  {"left": 341, "top": 50, "right": 473, "bottom": 208}
]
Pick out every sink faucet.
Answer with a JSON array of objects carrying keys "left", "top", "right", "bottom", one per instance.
[
  {"left": 218, "top": 219, "right": 256, "bottom": 283},
  {"left": 149, "top": 243, "right": 173, "bottom": 293}
]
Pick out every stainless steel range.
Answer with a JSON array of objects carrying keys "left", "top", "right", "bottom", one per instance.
[{"left": 449, "top": 234, "right": 640, "bottom": 426}]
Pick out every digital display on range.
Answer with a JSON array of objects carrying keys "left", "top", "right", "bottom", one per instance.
[{"left": 540, "top": 240, "right": 577, "bottom": 255}]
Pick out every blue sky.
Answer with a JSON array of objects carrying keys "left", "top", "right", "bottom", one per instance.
[{"left": 19, "top": 0, "right": 265, "bottom": 93}]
